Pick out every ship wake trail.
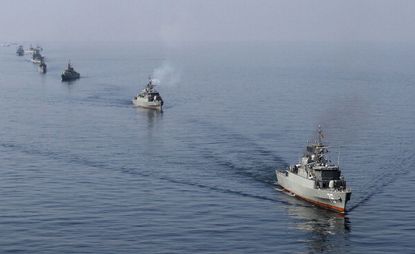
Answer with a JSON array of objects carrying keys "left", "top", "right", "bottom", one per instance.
[
  {"left": 348, "top": 147, "right": 415, "bottom": 212},
  {"left": 185, "top": 118, "right": 289, "bottom": 186},
  {"left": 156, "top": 176, "right": 292, "bottom": 204},
  {"left": 0, "top": 141, "right": 285, "bottom": 204},
  {"left": 76, "top": 96, "right": 132, "bottom": 109},
  {"left": 201, "top": 150, "right": 282, "bottom": 186}
]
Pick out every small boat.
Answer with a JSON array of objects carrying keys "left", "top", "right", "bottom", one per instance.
[
  {"left": 276, "top": 126, "right": 351, "bottom": 213},
  {"left": 16, "top": 45, "right": 24, "bottom": 56},
  {"left": 132, "top": 77, "right": 164, "bottom": 110},
  {"left": 61, "top": 62, "right": 80, "bottom": 81},
  {"left": 38, "top": 59, "right": 47, "bottom": 73}
]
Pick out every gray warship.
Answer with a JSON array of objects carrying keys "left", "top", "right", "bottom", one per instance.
[
  {"left": 132, "top": 77, "right": 164, "bottom": 110},
  {"left": 276, "top": 126, "right": 351, "bottom": 213},
  {"left": 16, "top": 45, "right": 24, "bottom": 56},
  {"left": 31, "top": 49, "right": 44, "bottom": 64},
  {"left": 26, "top": 45, "right": 42, "bottom": 53},
  {"left": 61, "top": 62, "right": 80, "bottom": 81},
  {"left": 38, "top": 59, "right": 47, "bottom": 74}
]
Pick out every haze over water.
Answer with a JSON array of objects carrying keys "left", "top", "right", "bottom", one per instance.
[
  {"left": 1, "top": 0, "right": 415, "bottom": 253},
  {"left": 0, "top": 41, "right": 414, "bottom": 253}
]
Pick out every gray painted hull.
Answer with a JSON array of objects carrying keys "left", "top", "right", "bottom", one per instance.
[
  {"left": 132, "top": 98, "right": 162, "bottom": 110},
  {"left": 276, "top": 170, "right": 351, "bottom": 213}
]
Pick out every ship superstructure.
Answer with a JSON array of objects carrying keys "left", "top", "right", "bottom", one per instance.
[{"left": 31, "top": 48, "right": 44, "bottom": 64}]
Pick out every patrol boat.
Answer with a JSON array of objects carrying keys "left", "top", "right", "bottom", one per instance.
[
  {"left": 61, "top": 62, "right": 80, "bottom": 81},
  {"left": 132, "top": 77, "right": 164, "bottom": 110},
  {"left": 276, "top": 126, "right": 351, "bottom": 213},
  {"left": 38, "top": 59, "right": 47, "bottom": 73},
  {"left": 16, "top": 45, "right": 24, "bottom": 56}
]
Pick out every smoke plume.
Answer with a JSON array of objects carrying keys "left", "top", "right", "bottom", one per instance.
[{"left": 151, "top": 62, "right": 181, "bottom": 87}]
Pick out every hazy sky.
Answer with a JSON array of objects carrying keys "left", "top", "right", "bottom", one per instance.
[{"left": 1, "top": 0, "right": 414, "bottom": 43}]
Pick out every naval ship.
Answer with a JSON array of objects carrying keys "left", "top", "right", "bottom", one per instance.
[
  {"left": 31, "top": 49, "right": 44, "bottom": 64},
  {"left": 132, "top": 77, "right": 164, "bottom": 110},
  {"left": 276, "top": 126, "right": 351, "bottom": 213},
  {"left": 38, "top": 59, "right": 47, "bottom": 74},
  {"left": 25, "top": 45, "right": 42, "bottom": 55},
  {"left": 61, "top": 62, "right": 80, "bottom": 81},
  {"left": 16, "top": 45, "right": 24, "bottom": 56}
]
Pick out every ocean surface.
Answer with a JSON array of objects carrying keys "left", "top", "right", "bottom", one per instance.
[{"left": 0, "top": 41, "right": 414, "bottom": 253}]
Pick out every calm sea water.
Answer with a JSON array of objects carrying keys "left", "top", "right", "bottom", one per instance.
[{"left": 0, "top": 41, "right": 414, "bottom": 253}]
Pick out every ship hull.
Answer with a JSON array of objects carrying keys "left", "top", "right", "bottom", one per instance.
[
  {"left": 38, "top": 67, "right": 47, "bottom": 74},
  {"left": 61, "top": 74, "right": 80, "bottom": 81},
  {"left": 132, "top": 98, "right": 162, "bottom": 110},
  {"left": 31, "top": 59, "right": 42, "bottom": 64},
  {"left": 276, "top": 170, "right": 351, "bottom": 213}
]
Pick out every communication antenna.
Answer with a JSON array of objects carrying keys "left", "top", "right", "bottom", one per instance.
[
  {"left": 317, "top": 125, "right": 324, "bottom": 144},
  {"left": 337, "top": 149, "right": 341, "bottom": 167}
]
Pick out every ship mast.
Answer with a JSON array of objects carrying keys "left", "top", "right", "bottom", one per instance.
[{"left": 317, "top": 125, "right": 324, "bottom": 145}]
